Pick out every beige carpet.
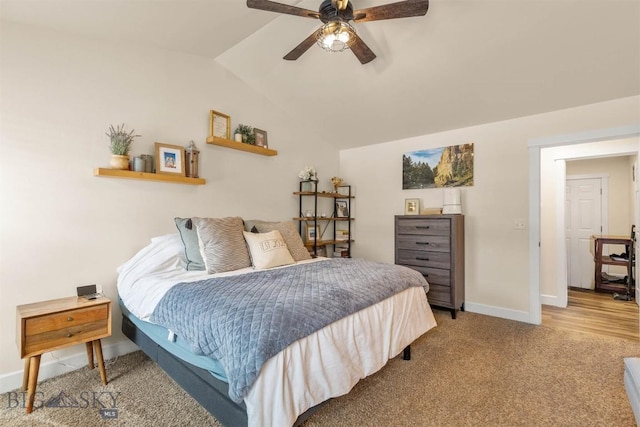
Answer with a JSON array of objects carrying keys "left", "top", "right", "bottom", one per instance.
[{"left": 1, "top": 310, "right": 638, "bottom": 426}]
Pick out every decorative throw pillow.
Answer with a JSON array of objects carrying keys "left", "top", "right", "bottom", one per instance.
[
  {"left": 192, "top": 217, "right": 252, "bottom": 274},
  {"left": 254, "top": 221, "right": 312, "bottom": 261},
  {"left": 174, "top": 218, "right": 206, "bottom": 271},
  {"left": 243, "top": 230, "right": 295, "bottom": 269}
]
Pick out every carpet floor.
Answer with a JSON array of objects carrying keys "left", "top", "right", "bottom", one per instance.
[{"left": 1, "top": 309, "right": 638, "bottom": 426}]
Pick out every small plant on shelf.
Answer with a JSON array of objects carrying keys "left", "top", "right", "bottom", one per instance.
[
  {"left": 234, "top": 124, "right": 255, "bottom": 145},
  {"left": 106, "top": 123, "right": 140, "bottom": 155},
  {"left": 298, "top": 166, "right": 317, "bottom": 182}
]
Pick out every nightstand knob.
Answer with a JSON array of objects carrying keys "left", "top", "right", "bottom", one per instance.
[{"left": 67, "top": 317, "right": 73, "bottom": 321}]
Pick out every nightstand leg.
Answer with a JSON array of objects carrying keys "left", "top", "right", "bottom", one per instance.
[
  {"left": 93, "top": 340, "right": 107, "bottom": 385},
  {"left": 26, "top": 355, "right": 41, "bottom": 413},
  {"left": 86, "top": 342, "right": 94, "bottom": 369},
  {"left": 21, "top": 358, "right": 30, "bottom": 391}
]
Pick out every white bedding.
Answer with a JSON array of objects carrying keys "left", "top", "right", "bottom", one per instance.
[{"left": 117, "top": 233, "right": 437, "bottom": 427}]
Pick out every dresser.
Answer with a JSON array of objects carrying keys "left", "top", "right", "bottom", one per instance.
[
  {"left": 16, "top": 296, "right": 112, "bottom": 413},
  {"left": 395, "top": 215, "right": 465, "bottom": 318}
]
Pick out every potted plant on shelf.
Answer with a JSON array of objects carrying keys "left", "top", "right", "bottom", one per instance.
[
  {"left": 106, "top": 123, "right": 140, "bottom": 170},
  {"left": 298, "top": 166, "right": 318, "bottom": 191},
  {"left": 234, "top": 124, "right": 255, "bottom": 145}
]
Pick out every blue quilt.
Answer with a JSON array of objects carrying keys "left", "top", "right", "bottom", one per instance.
[{"left": 151, "top": 258, "right": 428, "bottom": 403}]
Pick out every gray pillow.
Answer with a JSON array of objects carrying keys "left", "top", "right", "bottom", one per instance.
[
  {"left": 192, "top": 217, "right": 252, "bottom": 273},
  {"left": 174, "top": 217, "right": 205, "bottom": 271},
  {"left": 255, "top": 221, "right": 312, "bottom": 261}
]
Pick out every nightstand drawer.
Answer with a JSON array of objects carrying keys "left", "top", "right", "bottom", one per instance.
[
  {"left": 396, "top": 218, "right": 450, "bottom": 236},
  {"left": 24, "top": 319, "right": 109, "bottom": 356},
  {"left": 24, "top": 305, "right": 108, "bottom": 336}
]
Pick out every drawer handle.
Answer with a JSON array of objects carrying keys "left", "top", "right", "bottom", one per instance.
[
  {"left": 416, "top": 242, "right": 429, "bottom": 245},
  {"left": 416, "top": 226, "right": 430, "bottom": 229},
  {"left": 67, "top": 317, "right": 74, "bottom": 321},
  {"left": 416, "top": 257, "right": 430, "bottom": 261}
]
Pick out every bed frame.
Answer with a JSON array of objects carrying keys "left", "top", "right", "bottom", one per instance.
[{"left": 122, "top": 315, "right": 411, "bottom": 426}]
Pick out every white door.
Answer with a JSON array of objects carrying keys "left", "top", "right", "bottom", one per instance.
[{"left": 566, "top": 178, "right": 603, "bottom": 289}]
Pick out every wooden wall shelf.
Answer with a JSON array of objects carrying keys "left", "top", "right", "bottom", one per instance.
[
  {"left": 206, "top": 136, "right": 278, "bottom": 156},
  {"left": 94, "top": 168, "right": 206, "bottom": 185}
]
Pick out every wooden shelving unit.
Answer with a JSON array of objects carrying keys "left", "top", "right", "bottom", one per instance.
[
  {"left": 94, "top": 168, "right": 206, "bottom": 185},
  {"left": 206, "top": 136, "right": 278, "bottom": 156}
]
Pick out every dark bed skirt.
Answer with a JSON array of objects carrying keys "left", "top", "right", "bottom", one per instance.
[{"left": 121, "top": 314, "right": 328, "bottom": 426}]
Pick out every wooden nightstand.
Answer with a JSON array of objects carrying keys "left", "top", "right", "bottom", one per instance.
[{"left": 16, "top": 296, "right": 112, "bottom": 413}]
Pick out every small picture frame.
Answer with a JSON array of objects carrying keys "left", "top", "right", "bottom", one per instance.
[
  {"left": 306, "top": 225, "right": 318, "bottom": 242},
  {"left": 209, "top": 110, "right": 231, "bottom": 140},
  {"left": 155, "top": 143, "right": 186, "bottom": 176},
  {"left": 254, "top": 128, "right": 268, "bottom": 148},
  {"left": 336, "top": 200, "right": 349, "bottom": 218},
  {"left": 405, "top": 198, "right": 420, "bottom": 215}
]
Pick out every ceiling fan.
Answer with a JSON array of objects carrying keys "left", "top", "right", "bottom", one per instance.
[{"left": 246, "top": 0, "right": 429, "bottom": 64}]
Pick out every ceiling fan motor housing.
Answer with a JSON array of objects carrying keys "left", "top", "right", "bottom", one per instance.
[{"left": 319, "top": 0, "right": 354, "bottom": 23}]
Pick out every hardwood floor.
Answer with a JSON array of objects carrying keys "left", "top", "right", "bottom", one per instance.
[{"left": 542, "top": 288, "right": 639, "bottom": 341}]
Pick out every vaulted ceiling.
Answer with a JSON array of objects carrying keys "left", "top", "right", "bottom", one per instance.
[{"left": 2, "top": 0, "right": 639, "bottom": 149}]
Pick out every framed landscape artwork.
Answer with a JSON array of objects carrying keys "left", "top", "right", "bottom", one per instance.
[{"left": 403, "top": 143, "right": 474, "bottom": 189}]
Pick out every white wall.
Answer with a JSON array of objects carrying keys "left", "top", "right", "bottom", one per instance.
[
  {"left": 340, "top": 96, "right": 640, "bottom": 322},
  {"left": 0, "top": 21, "right": 340, "bottom": 389}
]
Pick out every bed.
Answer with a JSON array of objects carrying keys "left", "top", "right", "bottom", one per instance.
[{"left": 117, "top": 217, "right": 437, "bottom": 426}]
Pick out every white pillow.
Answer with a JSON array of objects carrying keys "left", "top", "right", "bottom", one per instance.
[{"left": 243, "top": 230, "right": 295, "bottom": 269}]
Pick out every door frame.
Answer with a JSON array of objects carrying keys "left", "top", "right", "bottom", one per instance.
[
  {"left": 528, "top": 124, "right": 640, "bottom": 325},
  {"left": 562, "top": 173, "right": 609, "bottom": 301}
]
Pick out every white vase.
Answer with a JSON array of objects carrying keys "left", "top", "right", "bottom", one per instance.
[
  {"left": 234, "top": 133, "right": 243, "bottom": 142},
  {"left": 301, "top": 181, "right": 313, "bottom": 191},
  {"left": 110, "top": 154, "right": 130, "bottom": 170}
]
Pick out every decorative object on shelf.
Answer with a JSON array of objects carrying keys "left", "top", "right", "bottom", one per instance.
[
  {"left": 336, "top": 200, "right": 349, "bottom": 218},
  {"left": 106, "top": 123, "right": 140, "bottom": 170},
  {"left": 234, "top": 124, "right": 254, "bottom": 144},
  {"left": 331, "top": 176, "right": 344, "bottom": 192},
  {"left": 442, "top": 188, "right": 462, "bottom": 214},
  {"left": 141, "top": 154, "right": 154, "bottom": 173},
  {"left": 209, "top": 110, "right": 231, "bottom": 139},
  {"left": 299, "top": 166, "right": 318, "bottom": 191},
  {"left": 254, "top": 128, "right": 268, "bottom": 148},
  {"left": 185, "top": 140, "right": 200, "bottom": 178},
  {"left": 155, "top": 142, "right": 186, "bottom": 176},
  {"left": 133, "top": 156, "right": 145, "bottom": 172},
  {"left": 421, "top": 207, "right": 443, "bottom": 215},
  {"left": 306, "top": 225, "right": 318, "bottom": 242},
  {"left": 404, "top": 198, "right": 420, "bottom": 215}
]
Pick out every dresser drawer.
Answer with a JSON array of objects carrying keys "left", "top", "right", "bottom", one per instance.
[
  {"left": 396, "top": 249, "right": 451, "bottom": 269},
  {"left": 427, "top": 284, "right": 453, "bottom": 307},
  {"left": 397, "top": 218, "right": 450, "bottom": 236},
  {"left": 396, "top": 235, "right": 450, "bottom": 253},
  {"left": 402, "top": 265, "right": 451, "bottom": 287}
]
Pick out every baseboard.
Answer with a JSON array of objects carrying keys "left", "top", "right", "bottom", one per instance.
[
  {"left": 464, "top": 302, "right": 532, "bottom": 324},
  {"left": 0, "top": 339, "right": 139, "bottom": 394},
  {"left": 541, "top": 294, "right": 559, "bottom": 306}
]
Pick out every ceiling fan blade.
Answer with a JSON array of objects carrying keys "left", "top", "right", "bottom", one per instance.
[
  {"left": 283, "top": 32, "right": 318, "bottom": 61},
  {"left": 353, "top": 0, "right": 429, "bottom": 23},
  {"left": 247, "top": 0, "right": 320, "bottom": 19},
  {"left": 350, "top": 34, "right": 376, "bottom": 64}
]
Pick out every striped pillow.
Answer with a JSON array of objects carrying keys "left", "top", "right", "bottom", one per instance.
[{"left": 192, "top": 217, "right": 252, "bottom": 273}]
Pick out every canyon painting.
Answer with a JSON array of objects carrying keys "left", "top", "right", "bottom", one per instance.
[{"left": 403, "top": 144, "right": 474, "bottom": 189}]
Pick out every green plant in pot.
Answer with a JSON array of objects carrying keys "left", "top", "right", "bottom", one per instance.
[
  {"left": 106, "top": 123, "right": 140, "bottom": 170},
  {"left": 234, "top": 124, "right": 255, "bottom": 145}
]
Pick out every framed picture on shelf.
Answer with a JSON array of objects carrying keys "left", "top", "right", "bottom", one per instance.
[
  {"left": 336, "top": 200, "right": 349, "bottom": 218},
  {"left": 155, "top": 143, "right": 186, "bottom": 176},
  {"left": 404, "top": 198, "right": 420, "bottom": 215},
  {"left": 306, "top": 225, "right": 318, "bottom": 242},
  {"left": 209, "top": 110, "right": 231, "bottom": 140},
  {"left": 254, "top": 128, "right": 268, "bottom": 148}
]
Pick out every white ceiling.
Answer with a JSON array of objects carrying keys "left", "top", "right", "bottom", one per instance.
[{"left": 2, "top": 0, "right": 639, "bottom": 149}]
